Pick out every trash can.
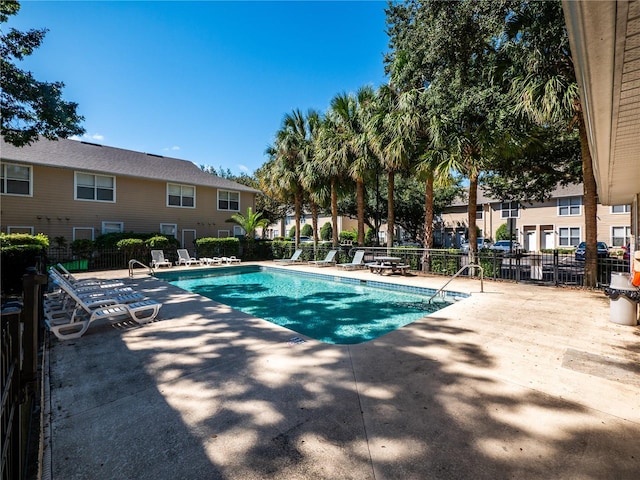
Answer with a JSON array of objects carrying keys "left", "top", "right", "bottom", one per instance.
[{"left": 605, "top": 273, "right": 640, "bottom": 326}]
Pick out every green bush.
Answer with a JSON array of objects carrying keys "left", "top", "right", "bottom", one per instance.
[
  {"left": 477, "top": 252, "right": 502, "bottom": 277},
  {"left": 0, "top": 232, "right": 49, "bottom": 248},
  {"left": 1, "top": 233, "right": 49, "bottom": 293},
  {"left": 145, "top": 235, "right": 179, "bottom": 249},
  {"left": 301, "top": 224, "right": 313, "bottom": 237},
  {"left": 339, "top": 230, "right": 357, "bottom": 242},
  {"left": 288, "top": 226, "right": 296, "bottom": 238},
  {"left": 320, "top": 222, "right": 332, "bottom": 241},
  {"left": 429, "top": 249, "right": 461, "bottom": 275},
  {"left": 365, "top": 228, "right": 375, "bottom": 245},
  {"left": 70, "top": 239, "right": 94, "bottom": 259},
  {"left": 196, "top": 237, "right": 240, "bottom": 257}
]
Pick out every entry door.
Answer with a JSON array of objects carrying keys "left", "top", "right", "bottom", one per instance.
[
  {"left": 182, "top": 229, "right": 197, "bottom": 255},
  {"left": 544, "top": 231, "right": 554, "bottom": 249},
  {"left": 526, "top": 231, "right": 537, "bottom": 252}
]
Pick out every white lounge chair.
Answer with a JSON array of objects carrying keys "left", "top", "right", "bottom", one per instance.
[
  {"left": 274, "top": 249, "right": 303, "bottom": 264},
  {"left": 308, "top": 250, "right": 337, "bottom": 267},
  {"left": 176, "top": 249, "right": 202, "bottom": 266},
  {"left": 54, "top": 264, "right": 125, "bottom": 289},
  {"left": 44, "top": 278, "right": 161, "bottom": 340},
  {"left": 221, "top": 256, "right": 241, "bottom": 264},
  {"left": 201, "top": 257, "right": 223, "bottom": 265},
  {"left": 337, "top": 250, "right": 365, "bottom": 270},
  {"left": 150, "top": 250, "right": 172, "bottom": 268}
]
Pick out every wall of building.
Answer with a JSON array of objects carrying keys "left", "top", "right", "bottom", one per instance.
[{"left": 0, "top": 164, "right": 255, "bottom": 247}]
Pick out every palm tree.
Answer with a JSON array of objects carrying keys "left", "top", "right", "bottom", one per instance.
[
  {"left": 505, "top": 1, "right": 598, "bottom": 286},
  {"left": 226, "top": 207, "right": 269, "bottom": 259}
]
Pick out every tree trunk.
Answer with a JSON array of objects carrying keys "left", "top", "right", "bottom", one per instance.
[
  {"left": 331, "top": 178, "right": 339, "bottom": 247},
  {"left": 387, "top": 171, "right": 395, "bottom": 249},
  {"left": 468, "top": 170, "right": 479, "bottom": 264},
  {"left": 422, "top": 173, "right": 434, "bottom": 273},
  {"left": 311, "top": 200, "right": 319, "bottom": 244},
  {"left": 578, "top": 111, "right": 598, "bottom": 287},
  {"left": 356, "top": 178, "right": 365, "bottom": 246},
  {"left": 294, "top": 189, "right": 301, "bottom": 247}
]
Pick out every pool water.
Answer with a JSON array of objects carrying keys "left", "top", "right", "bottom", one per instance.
[{"left": 161, "top": 266, "right": 460, "bottom": 344}]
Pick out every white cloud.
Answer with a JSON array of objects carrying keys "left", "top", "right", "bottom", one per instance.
[
  {"left": 238, "top": 164, "right": 250, "bottom": 173},
  {"left": 163, "top": 146, "right": 181, "bottom": 152},
  {"left": 69, "top": 133, "right": 104, "bottom": 142}
]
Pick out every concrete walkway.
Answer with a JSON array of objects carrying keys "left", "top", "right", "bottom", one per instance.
[{"left": 46, "top": 263, "right": 640, "bottom": 479}]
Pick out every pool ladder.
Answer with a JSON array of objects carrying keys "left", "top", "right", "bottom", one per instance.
[
  {"left": 128, "top": 259, "right": 154, "bottom": 278},
  {"left": 427, "top": 263, "right": 484, "bottom": 303}
]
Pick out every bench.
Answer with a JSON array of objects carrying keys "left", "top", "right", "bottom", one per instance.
[{"left": 367, "top": 263, "right": 410, "bottom": 275}]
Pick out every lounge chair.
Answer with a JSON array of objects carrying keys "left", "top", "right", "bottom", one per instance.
[
  {"left": 176, "top": 249, "right": 202, "bottom": 266},
  {"left": 308, "top": 250, "right": 337, "bottom": 267},
  {"left": 150, "top": 250, "right": 172, "bottom": 268},
  {"left": 201, "top": 257, "right": 223, "bottom": 265},
  {"left": 54, "top": 264, "right": 125, "bottom": 289},
  {"left": 44, "top": 277, "right": 161, "bottom": 340},
  {"left": 274, "top": 249, "right": 303, "bottom": 265},
  {"left": 337, "top": 250, "right": 365, "bottom": 270},
  {"left": 221, "top": 256, "right": 241, "bottom": 264}
]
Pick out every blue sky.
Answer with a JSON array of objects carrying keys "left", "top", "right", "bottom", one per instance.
[{"left": 9, "top": 1, "right": 390, "bottom": 175}]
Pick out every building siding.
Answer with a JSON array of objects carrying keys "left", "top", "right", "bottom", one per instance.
[{"left": 1, "top": 163, "right": 256, "bottom": 246}]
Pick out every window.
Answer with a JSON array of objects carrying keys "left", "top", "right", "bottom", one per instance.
[
  {"left": 233, "top": 226, "right": 245, "bottom": 238},
  {"left": 558, "top": 197, "right": 581, "bottom": 216},
  {"left": 7, "top": 226, "right": 34, "bottom": 234},
  {"left": 73, "top": 227, "right": 94, "bottom": 241},
  {"left": 160, "top": 223, "right": 177, "bottom": 237},
  {"left": 559, "top": 227, "right": 581, "bottom": 247},
  {"left": 167, "top": 183, "right": 195, "bottom": 207},
  {"left": 611, "top": 226, "right": 631, "bottom": 247},
  {"left": 218, "top": 190, "right": 239, "bottom": 211},
  {"left": 476, "top": 209, "right": 483, "bottom": 220},
  {"left": 101, "top": 221, "right": 123, "bottom": 234},
  {"left": 1, "top": 163, "right": 31, "bottom": 196},
  {"left": 217, "top": 230, "right": 230, "bottom": 238},
  {"left": 501, "top": 201, "right": 519, "bottom": 219},
  {"left": 611, "top": 204, "right": 631, "bottom": 214},
  {"left": 75, "top": 172, "right": 115, "bottom": 202}
]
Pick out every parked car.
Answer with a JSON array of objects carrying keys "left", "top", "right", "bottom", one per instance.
[
  {"left": 489, "top": 240, "right": 521, "bottom": 252},
  {"left": 574, "top": 241, "right": 609, "bottom": 261},
  {"left": 298, "top": 236, "right": 313, "bottom": 243},
  {"left": 460, "top": 237, "right": 492, "bottom": 253}
]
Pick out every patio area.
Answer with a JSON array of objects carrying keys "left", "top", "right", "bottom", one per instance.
[{"left": 44, "top": 263, "right": 640, "bottom": 479}]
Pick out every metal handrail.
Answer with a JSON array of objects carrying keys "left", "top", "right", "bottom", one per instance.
[
  {"left": 427, "top": 263, "right": 484, "bottom": 303},
  {"left": 128, "top": 259, "right": 154, "bottom": 278}
]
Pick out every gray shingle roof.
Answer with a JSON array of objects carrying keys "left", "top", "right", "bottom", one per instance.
[{"left": 0, "top": 137, "right": 260, "bottom": 193}]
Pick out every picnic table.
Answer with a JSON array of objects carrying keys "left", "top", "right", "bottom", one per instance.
[{"left": 367, "top": 256, "right": 410, "bottom": 275}]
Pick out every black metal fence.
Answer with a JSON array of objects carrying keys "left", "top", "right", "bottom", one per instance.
[
  {"left": 280, "top": 245, "right": 628, "bottom": 289},
  {"left": 1, "top": 271, "right": 47, "bottom": 480}
]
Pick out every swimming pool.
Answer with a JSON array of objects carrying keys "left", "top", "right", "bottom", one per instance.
[{"left": 157, "top": 266, "right": 466, "bottom": 344}]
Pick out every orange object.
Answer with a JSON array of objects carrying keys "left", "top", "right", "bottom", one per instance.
[{"left": 632, "top": 251, "right": 640, "bottom": 287}]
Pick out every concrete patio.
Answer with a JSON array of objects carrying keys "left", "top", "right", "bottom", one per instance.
[{"left": 44, "top": 263, "right": 640, "bottom": 479}]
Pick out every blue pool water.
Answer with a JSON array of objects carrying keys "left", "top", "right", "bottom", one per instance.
[{"left": 158, "top": 266, "right": 463, "bottom": 344}]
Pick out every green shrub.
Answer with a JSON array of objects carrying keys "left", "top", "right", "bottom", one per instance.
[
  {"left": 429, "top": 249, "right": 461, "bottom": 275},
  {"left": 339, "top": 230, "right": 357, "bottom": 242},
  {"left": 301, "top": 224, "right": 313, "bottom": 237},
  {"left": 1, "top": 233, "right": 49, "bottom": 293},
  {"left": 145, "top": 235, "right": 179, "bottom": 249},
  {"left": 0, "top": 232, "right": 49, "bottom": 248},
  {"left": 196, "top": 237, "right": 240, "bottom": 257},
  {"left": 70, "top": 239, "right": 94, "bottom": 258},
  {"left": 116, "top": 238, "right": 146, "bottom": 259},
  {"left": 288, "top": 226, "right": 296, "bottom": 238},
  {"left": 365, "top": 228, "right": 375, "bottom": 245},
  {"left": 320, "top": 222, "right": 332, "bottom": 241}
]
